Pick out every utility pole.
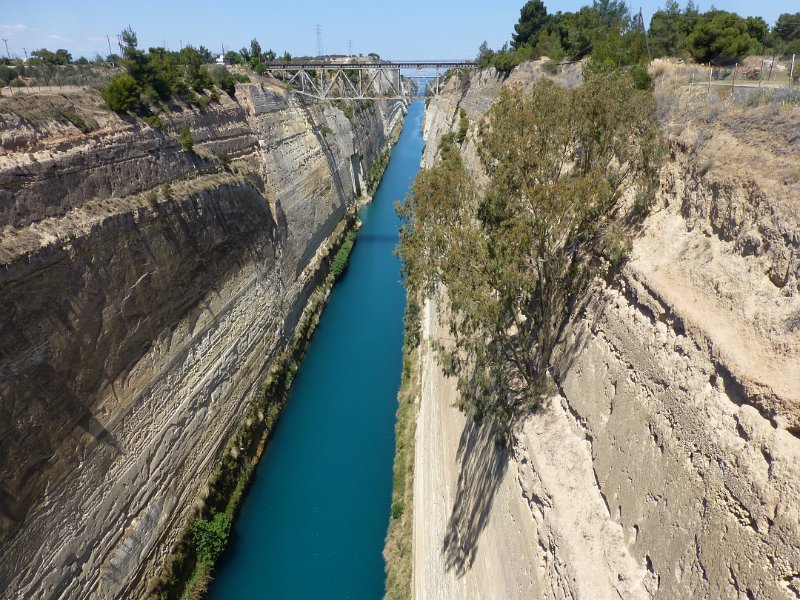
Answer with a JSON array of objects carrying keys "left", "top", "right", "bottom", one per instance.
[
  {"left": 316, "top": 23, "right": 324, "bottom": 58},
  {"left": 107, "top": 35, "right": 113, "bottom": 58},
  {"left": 348, "top": 39, "right": 352, "bottom": 57},
  {"left": 22, "top": 47, "right": 27, "bottom": 61},
  {"left": 2, "top": 39, "right": 11, "bottom": 96},
  {"left": 637, "top": 8, "right": 651, "bottom": 61}
]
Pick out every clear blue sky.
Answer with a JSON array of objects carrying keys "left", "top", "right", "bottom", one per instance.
[{"left": 0, "top": 0, "right": 792, "bottom": 61}]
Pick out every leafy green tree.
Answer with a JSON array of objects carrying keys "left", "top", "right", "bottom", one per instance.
[
  {"left": 197, "top": 45, "right": 214, "bottom": 63},
  {"left": 548, "top": 6, "right": 606, "bottom": 58},
  {"left": 399, "top": 73, "right": 664, "bottom": 432},
  {"left": 785, "top": 40, "right": 800, "bottom": 56},
  {"left": 477, "top": 41, "right": 495, "bottom": 67},
  {"left": 101, "top": 73, "right": 141, "bottom": 113},
  {"left": 745, "top": 16, "right": 769, "bottom": 46},
  {"left": 534, "top": 29, "right": 565, "bottom": 60},
  {"left": 491, "top": 44, "right": 535, "bottom": 74},
  {"left": 0, "top": 65, "right": 15, "bottom": 85},
  {"left": 688, "top": 11, "right": 755, "bottom": 64},
  {"left": 250, "top": 38, "right": 262, "bottom": 60},
  {"left": 224, "top": 50, "right": 242, "bottom": 64},
  {"left": 512, "top": 0, "right": 550, "bottom": 49},
  {"left": 192, "top": 513, "right": 231, "bottom": 565},
  {"left": 648, "top": 0, "right": 687, "bottom": 57},
  {"left": 211, "top": 65, "right": 237, "bottom": 94},
  {"left": 55, "top": 49, "right": 72, "bottom": 64},
  {"left": 31, "top": 48, "right": 69, "bottom": 66},
  {"left": 775, "top": 13, "right": 800, "bottom": 43},
  {"left": 121, "top": 26, "right": 137, "bottom": 49},
  {"left": 592, "top": 0, "right": 630, "bottom": 28}
]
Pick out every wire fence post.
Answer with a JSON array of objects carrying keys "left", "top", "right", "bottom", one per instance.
[
  {"left": 731, "top": 63, "right": 737, "bottom": 95},
  {"left": 792, "top": 54, "right": 796, "bottom": 87},
  {"left": 708, "top": 64, "right": 712, "bottom": 93}
]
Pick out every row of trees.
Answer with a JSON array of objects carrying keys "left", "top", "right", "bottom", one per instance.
[
  {"left": 399, "top": 72, "right": 664, "bottom": 432},
  {"left": 478, "top": 0, "right": 651, "bottom": 78},
  {"left": 221, "top": 38, "right": 281, "bottom": 75},
  {"left": 649, "top": 4, "right": 800, "bottom": 63},
  {"left": 101, "top": 27, "right": 248, "bottom": 113},
  {"left": 479, "top": 1, "right": 800, "bottom": 74}
]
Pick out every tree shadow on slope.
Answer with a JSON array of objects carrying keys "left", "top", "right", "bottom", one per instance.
[{"left": 442, "top": 416, "right": 508, "bottom": 577}]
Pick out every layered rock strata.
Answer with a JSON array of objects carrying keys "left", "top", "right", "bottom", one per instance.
[
  {"left": 414, "top": 61, "right": 800, "bottom": 599},
  {"left": 0, "top": 81, "right": 405, "bottom": 597}
]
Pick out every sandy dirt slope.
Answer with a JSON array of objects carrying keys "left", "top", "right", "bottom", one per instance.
[{"left": 413, "top": 298, "right": 647, "bottom": 600}]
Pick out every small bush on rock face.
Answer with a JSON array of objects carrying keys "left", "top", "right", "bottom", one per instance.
[
  {"left": 191, "top": 512, "right": 231, "bottom": 565},
  {"left": 543, "top": 59, "right": 559, "bottom": 75},
  {"left": 179, "top": 124, "right": 194, "bottom": 150},
  {"left": 331, "top": 230, "right": 357, "bottom": 278},
  {"left": 143, "top": 114, "right": 163, "bottom": 130}
]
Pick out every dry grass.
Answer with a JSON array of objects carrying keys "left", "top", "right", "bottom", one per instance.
[{"left": 383, "top": 319, "right": 421, "bottom": 600}]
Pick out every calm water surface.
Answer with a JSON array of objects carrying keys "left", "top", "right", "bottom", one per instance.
[{"left": 208, "top": 98, "right": 425, "bottom": 599}]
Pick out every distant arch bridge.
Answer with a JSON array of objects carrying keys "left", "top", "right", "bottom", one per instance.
[{"left": 262, "top": 61, "right": 477, "bottom": 100}]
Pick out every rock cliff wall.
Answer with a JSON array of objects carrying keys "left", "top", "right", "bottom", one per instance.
[
  {"left": 0, "top": 81, "right": 405, "bottom": 598},
  {"left": 414, "top": 61, "right": 800, "bottom": 599}
]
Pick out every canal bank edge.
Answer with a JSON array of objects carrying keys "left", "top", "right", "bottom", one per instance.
[
  {"left": 152, "top": 210, "right": 364, "bottom": 600},
  {"left": 383, "top": 294, "right": 422, "bottom": 600},
  {"left": 150, "top": 99, "right": 408, "bottom": 600}
]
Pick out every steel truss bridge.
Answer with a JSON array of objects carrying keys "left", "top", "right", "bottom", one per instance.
[{"left": 262, "top": 61, "right": 477, "bottom": 100}]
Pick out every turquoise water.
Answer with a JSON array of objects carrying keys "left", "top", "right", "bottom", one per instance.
[{"left": 207, "top": 99, "right": 425, "bottom": 599}]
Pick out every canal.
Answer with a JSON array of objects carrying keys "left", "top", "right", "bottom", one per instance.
[{"left": 208, "top": 98, "right": 425, "bottom": 598}]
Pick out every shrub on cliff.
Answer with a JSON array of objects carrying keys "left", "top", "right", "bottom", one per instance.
[
  {"left": 191, "top": 512, "right": 231, "bottom": 565},
  {"left": 210, "top": 65, "right": 237, "bottom": 96},
  {"left": 331, "top": 230, "right": 357, "bottom": 278},
  {"left": 100, "top": 27, "right": 237, "bottom": 112},
  {"left": 179, "top": 125, "right": 194, "bottom": 151},
  {"left": 398, "top": 72, "right": 665, "bottom": 433},
  {"left": 101, "top": 73, "right": 141, "bottom": 113}
]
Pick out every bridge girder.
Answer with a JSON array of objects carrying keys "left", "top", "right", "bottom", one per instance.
[{"left": 262, "top": 61, "right": 477, "bottom": 101}]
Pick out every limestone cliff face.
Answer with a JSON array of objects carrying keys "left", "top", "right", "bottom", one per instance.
[
  {"left": 0, "top": 82, "right": 405, "bottom": 598},
  {"left": 416, "top": 62, "right": 800, "bottom": 598}
]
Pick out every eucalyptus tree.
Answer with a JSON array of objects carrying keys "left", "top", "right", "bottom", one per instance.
[{"left": 399, "top": 73, "right": 664, "bottom": 432}]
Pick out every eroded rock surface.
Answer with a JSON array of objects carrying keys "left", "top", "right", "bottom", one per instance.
[
  {"left": 0, "top": 82, "right": 405, "bottom": 598},
  {"left": 414, "top": 61, "right": 800, "bottom": 599}
]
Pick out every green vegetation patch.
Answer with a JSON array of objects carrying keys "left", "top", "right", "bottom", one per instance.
[
  {"left": 151, "top": 215, "right": 361, "bottom": 600},
  {"left": 383, "top": 296, "right": 421, "bottom": 600},
  {"left": 367, "top": 147, "right": 391, "bottom": 196},
  {"left": 398, "top": 71, "right": 665, "bottom": 436},
  {"left": 330, "top": 230, "right": 357, "bottom": 278}
]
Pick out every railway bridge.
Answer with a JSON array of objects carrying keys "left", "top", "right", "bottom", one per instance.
[{"left": 262, "top": 61, "right": 477, "bottom": 100}]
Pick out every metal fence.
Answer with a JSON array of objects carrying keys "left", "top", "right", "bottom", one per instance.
[
  {"left": 2, "top": 63, "right": 117, "bottom": 96},
  {"left": 654, "top": 55, "right": 798, "bottom": 92}
]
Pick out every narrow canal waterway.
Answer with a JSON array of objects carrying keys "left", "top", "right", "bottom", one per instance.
[{"left": 208, "top": 98, "right": 425, "bottom": 599}]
